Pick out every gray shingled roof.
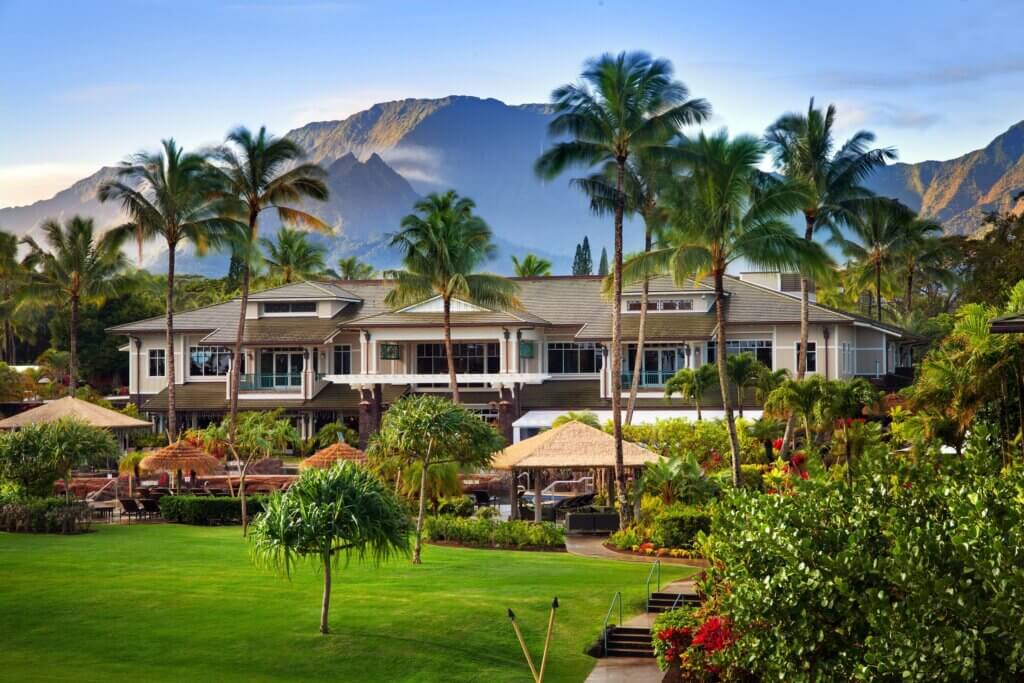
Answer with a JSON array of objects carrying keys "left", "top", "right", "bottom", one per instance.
[
  {"left": 247, "top": 281, "right": 361, "bottom": 301},
  {"left": 201, "top": 317, "right": 345, "bottom": 345},
  {"left": 108, "top": 300, "right": 241, "bottom": 334}
]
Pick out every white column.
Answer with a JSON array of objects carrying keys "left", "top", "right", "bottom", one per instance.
[
  {"left": 359, "top": 334, "right": 368, "bottom": 373},
  {"left": 499, "top": 334, "right": 508, "bottom": 373}
]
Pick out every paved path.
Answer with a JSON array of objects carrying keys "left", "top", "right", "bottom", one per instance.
[{"left": 565, "top": 535, "right": 709, "bottom": 568}]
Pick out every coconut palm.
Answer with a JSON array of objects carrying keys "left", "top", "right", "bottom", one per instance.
[
  {"left": 896, "top": 217, "right": 947, "bottom": 314},
  {"left": 260, "top": 227, "right": 329, "bottom": 284},
  {"left": 663, "top": 364, "right": 717, "bottom": 420},
  {"left": 625, "top": 131, "right": 828, "bottom": 486},
  {"left": 212, "top": 126, "right": 329, "bottom": 433},
  {"left": 765, "top": 376, "right": 828, "bottom": 453},
  {"left": 99, "top": 139, "right": 240, "bottom": 440},
  {"left": 831, "top": 197, "right": 915, "bottom": 321},
  {"left": 384, "top": 191, "right": 519, "bottom": 403},
  {"left": 248, "top": 463, "right": 410, "bottom": 634},
  {"left": 0, "top": 229, "right": 32, "bottom": 364},
  {"left": 21, "top": 216, "right": 128, "bottom": 392},
  {"left": 725, "top": 352, "right": 763, "bottom": 418},
  {"left": 765, "top": 100, "right": 895, "bottom": 377},
  {"left": 535, "top": 52, "right": 710, "bottom": 519},
  {"left": 753, "top": 366, "right": 790, "bottom": 406},
  {"left": 336, "top": 256, "right": 375, "bottom": 280},
  {"left": 551, "top": 410, "right": 601, "bottom": 429},
  {"left": 511, "top": 253, "right": 552, "bottom": 277}
]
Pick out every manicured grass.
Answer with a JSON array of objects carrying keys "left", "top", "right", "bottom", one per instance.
[{"left": 0, "top": 524, "right": 693, "bottom": 682}]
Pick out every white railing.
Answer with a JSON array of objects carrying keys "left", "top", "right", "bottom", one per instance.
[{"left": 542, "top": 476, "right": 594, "bottom": 498}]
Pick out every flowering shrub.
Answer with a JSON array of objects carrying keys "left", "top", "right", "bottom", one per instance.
[
  {"left": 423, "top": 515, "right": 564, "bottom": 549},
  {"left": 652, "top": 608, "right": 739, "bottom": 679},
  {"left": 618, "top": 418, "right": 762, "bottom": 468}
]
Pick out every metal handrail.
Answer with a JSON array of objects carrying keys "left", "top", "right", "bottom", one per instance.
[
  {"left": 645, "top": 560, "right": 661, "bottom": 611},
  {"left": 602, "top": 591, "right": 622, "bottom": 655}
]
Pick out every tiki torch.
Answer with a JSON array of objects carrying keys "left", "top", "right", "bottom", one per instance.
[
  {"left": 507, "top": 608, "right": 539, "bottom": 683},
  {"left": 537, "top": 597, "right": 559, "bottom": 682}
]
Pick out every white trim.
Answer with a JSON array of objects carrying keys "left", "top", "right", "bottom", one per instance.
[
  {"left": 325, "top": 372, "right": 551, "bottom": 387},
  {"left": 395, "top": 295, "right": 488, "bottom": 314}
]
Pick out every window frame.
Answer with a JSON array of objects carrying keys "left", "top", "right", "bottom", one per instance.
[
  {"left": 795, "top": 342, "right": 817, "bottom": 373},
  {"left": 148, "top": 349, "right": 165, "bottom": 377},
  {"left": 333, "top": 344, "right": 352, "bottom": 375},
  {"left": 546, "top": 342, "right": 598, "bottom": 375},
  {"left": 262, "top": 301, "right": 318, "bottom": 316},
  {"left": 188, "top": 345, "right": 235, "bottom": 378},
  {"left": 706, "top": 339, "right": 773, "bottom": 368},
  {"left": 415, "top": 342, "right": 499, "bottom": 374}
]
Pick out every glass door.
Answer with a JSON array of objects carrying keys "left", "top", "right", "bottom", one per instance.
[{"left": 273, "top": 351, "right": 304, "bottom": 387}]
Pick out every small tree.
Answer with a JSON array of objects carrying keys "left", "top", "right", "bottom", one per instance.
[
  {"left": 46, "top": 418, "right": 118, "bottom": 499},
  {"left": 0, "top": 424, "right": 58, "bottom": 497},
  {"left": 725, "top": 352, "right": 764, "bottom": 418},
  {"left": 369, "top": 395, "right": 503, "bottom": 564},
  {"left": 248, "top": 463, "right": 410, "bottom": 634},
  {"left": 664, "top": 364, "right": 717, "bottom": 420}
]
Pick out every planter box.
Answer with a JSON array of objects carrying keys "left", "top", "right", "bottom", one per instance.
[{"left": 565, "top": 511, "right": 620, "bottom": 534}]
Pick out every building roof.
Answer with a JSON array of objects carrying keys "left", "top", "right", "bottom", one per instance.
[
  {"left": 0, "top": 396, "right": 152, "bottom": 430},
  {"left": 247, "top": 281, "right": 361, "bottom": 302},
  {"left": 491, "top": 420, "right": 660, "bottom": 470},
  {"left": 299, "top": 442, "right": 367, "bottom": 469},
  {"left": 140, "top": 441, "right": 223, "bottom": 474},
  {"left": 201, "top": 317, "right": 345, "bottom": 345},
  {"left": 991, "top": 313, "right": 1024, "bottom": 334}
]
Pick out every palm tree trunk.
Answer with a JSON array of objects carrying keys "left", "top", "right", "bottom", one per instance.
[
  {"left": 626, "top": 226, "right": 652, "bottom": 425},
  {"left": 696, "top": 396, "right": 702, "bottom": 422},
  {"left": 412, "top": 457, "right": 430, "bottom": 564},
  {"left": 736, "top": 385, "right": 743, "bottom": 418},
  {"left": 611, "top": 158, "right": 629, "bottom": 524},
  {"left": 228, "top": 214, "right": 256, "bottom": 436},
  {"left": 69, "top": 294, "right": 79, "bottom": 393},
  {"left": 714, "top": 269, "right": 742, "bottom": 487},
  {"left": 442, "top": 297, "right": 459, "bottom": 404},
  {"left": 239, "top": 460, "right": 249, "bottom": 536},
  {"left": 876, "top": 261, "right": 883, "bottom": 322},
  {"left": 797, "top": 213, "right": 814, "bottom": 380},
  {"left": 905, "top": 262, "right": 914, "bottom": 314},
  {"left": 320, "top": 551, "right": 332, "bottom": 634},
  {"left": 165, "top": 242, "right": 177, "bottom": 442}
]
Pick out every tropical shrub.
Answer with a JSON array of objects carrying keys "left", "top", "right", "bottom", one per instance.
[
  {"left": 608, "top": 526, "right": 644, "bottom": 550},
  {"left": 0, "top": 495, "right": 91, "bottom": 534},
  {"left": 435, "top": 494, "right": 474, "bottom": 518},
  {"left": 424, "top": 515, "right": 564, "bottom": 549},
  {"left": 711, "top": 463, "right": 765, "bottom": 492},
  {"left": 651, "top": 505, "right": 711, "bottom": 549},
  {"left": 618, "top": 418, "right": 761, "bottom": 467},
  {"left": 159, "top": 495, "right": 267, "bottom": 525},
  {"left": 700, "top": 444, "right": 1024, "bottom": 681},
  {"left": 0, "top": 419, "right": 116, "bottom": 497}
]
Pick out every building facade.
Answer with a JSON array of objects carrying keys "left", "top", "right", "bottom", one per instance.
[{"left": 110, "top": 274, "right": 916, "bottom": 445}]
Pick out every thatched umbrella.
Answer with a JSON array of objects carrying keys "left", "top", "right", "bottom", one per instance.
[
  {"left": 0, "top": 396, "right": 151, "bottom": 453},
  {"left": 140, "top": 440, "right": 223, "bottom": 492},
  {"left": 300, "top": 442, "right": 367, "bottom": 470}
]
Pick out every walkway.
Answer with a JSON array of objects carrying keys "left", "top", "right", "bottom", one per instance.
[{"left": 565, "top": 534, "right": 709, "bottom": 568}]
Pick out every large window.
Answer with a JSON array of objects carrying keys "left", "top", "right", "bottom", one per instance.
[
  {"left": 622, "top": 343, "right": 686, "bottom": 386},
  {"left": 547, "top": 342, "right": 598, "bottom": 374},
  {"left": 148, "top": 349, "right": 165, "bottom": 377},
  {"left": 626, "top": 298, "right": 694, "bottom": 312},
  {"left": 263, "top": 301, "right": 317, "bottom": 315},
  {"left": 334, "top": 345, "right": 351, "bottom": 374},
  {"left": 189, "top": 346, "right": 234, "bottom": 377},
  {"left": 706, "top": 339, "right": 773, "bottom": 367},
  {"left": 795, "top": 342, "right": 817, "bottom": 373},
  {"left": 416, "top": 343, "right": 499, "bottom": 374}
]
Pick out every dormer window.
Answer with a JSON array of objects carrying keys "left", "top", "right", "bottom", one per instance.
[
  {"left": 624, "top": 298, "right": 695, "bottom": 312},
  {"left": 263, "top": 301, "right": 317, "bottom": 315}
]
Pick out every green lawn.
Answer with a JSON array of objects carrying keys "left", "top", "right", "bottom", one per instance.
[{"left": 0, "top": 524, "right": 692, "bottom": 682}]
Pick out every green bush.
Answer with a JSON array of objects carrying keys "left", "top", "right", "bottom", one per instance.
[
  {"left": 159, "top": 495, "right": 267, "bottom": 525},
  {"left": 435, "top": 495, "right": 474, "bottom": 518},
  {"left": 652, "top": 505, "right": 711, "bottom": 549},
  {"left": 0, "top": 496, "right": 91, "bottom": 534},
  {"left": 711, "top": 464, "right": 765, "bottom": 492},
  {"left": 424, "top": 515, "right": 564, "bottom": 549},
  {"left": 619, "top": 418, "right": 762, "bottom": 468},
  {"left": 608, "top": 526, "right": 643, "bottom": 550}
]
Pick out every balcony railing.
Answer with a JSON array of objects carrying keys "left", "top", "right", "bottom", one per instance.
[{"left": 238, "top": 373, "right": 302, "bottom": 392}]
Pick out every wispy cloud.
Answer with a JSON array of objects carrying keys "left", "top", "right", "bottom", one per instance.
[
  {"left": 0, "top": 163, "right": 99, "bottom": 208},
  {"left": 834, "top": 100, "right": 941, "bottom": 131},
  {"left": 816, "top": 58, "right": 1024, "bottom": 90},
  {"left": 380, "top": 145, "right": 446, "bottom": 186}
]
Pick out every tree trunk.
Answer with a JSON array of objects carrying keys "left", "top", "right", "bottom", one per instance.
[
  {"left": 239, "top": 461, "right": 249, "bottom": 536},
  {"left": 763, "top": 440, "right": 773, "bottom": 463},
  {"left": 695, "top": 397, "right": 702, "bottom": 422},
  {"left": 443, "top": 297, "right": 459, "bottom": 404},
  {"left": 905, "top": 263, "right": 914, "bottom": 314},
  {"left": 69, "top": 294, "right": 79, "bottom": 393},
  {"left": 611, "top": 158, "right": 629, "bottom": 524},
  {"left": 797, "top": 213, "right": 814, "bottom": 380},
  {"left": 228, "top": 213, "right": 256, "bottom": 437},
  {"left": 412, "top": 458, "right": 429, "bottom": 564},
  {"left": 804, "top": 418, "right": 814, "bottom": 455},
  {"left": 736, "top": 385, "right": 744, "bottom": 418},
  {"left": 779, "top": 415, "right": 796, "bottom": 459},
  {"left": 876, "top": 261, "right": 883, "bottom": 322},
  {"left": 165, "top": 242, "right": 177, "bottom": 442},
  {"left": 320, "top": 551, "right": 332, "bottom": 634},
  {"left": 626, "top": 226, "right": 653, "bottom": 425},
  {"left": 714, "top": 269, "right": 742, "bottom": 487}
]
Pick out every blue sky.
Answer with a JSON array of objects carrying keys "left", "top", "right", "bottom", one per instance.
[{"left": 2, "top": 0, "right": 1023, "bottom": 207}]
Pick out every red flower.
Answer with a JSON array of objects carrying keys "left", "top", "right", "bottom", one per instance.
[
  {"left": 798, "top": 470, "right": 809, "bottom": 480},
  {"left": 790, "top": 452, "right": 806, "bottom": 467},
  {"left": 692, "top": 616, "right": 734, "bottom": 653},
  {"left": 772, "top": 438, "right": 784, "bottom": 451}
]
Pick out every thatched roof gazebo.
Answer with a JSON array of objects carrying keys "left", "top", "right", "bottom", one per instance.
[
  {"left": 0, "top": 396, "right": 151, "bottom": 451},
  {"left": 492, "top": 421, "right": 660, "bottom": 522},
  {"left": 299, "top": 442, "right": 367, "bottom": 470},
  {"left": 140, "top": 441, "right": 223, "bottom": 491}
]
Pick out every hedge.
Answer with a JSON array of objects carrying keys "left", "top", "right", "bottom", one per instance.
[
  {"left": 435, "top": 495, "right": 475, "bottom": 518},
  {"left": 159, "top": 495, "right": 267, "bottom": 525},
  {"left": 652, "top": 505, "right": 711, "bottom": 549},
  {"left": 424, "top": 515, "right": 564, "bottom": 549},
  {"left": 0, "top": 496, "right": 91, "bottom": 534}
]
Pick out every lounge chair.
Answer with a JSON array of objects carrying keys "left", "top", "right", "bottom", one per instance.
[
  {"left": 118, "top": 498, "right": 144, "bottom": 523},
  {"left": 139, "top": 498, "right": 161, "bottom": 519},
  {"left": 471, "top": 490, "right": 493, "bottom": 508}
]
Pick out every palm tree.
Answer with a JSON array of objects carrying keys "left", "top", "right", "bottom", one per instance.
[
  {"left": 765, "top": 100, "right": 895, "bottom": 377},
  {"left": 511, "top": 253, "right": 552, "bottom": 277},
  {"left": 535, "top": 51, "right": 709, "bottom": 518},
  {"left": 897, "top": 217, "right": 946, "bottom": 314},
  {"left": 551, "top": 410, "right": 601, "bottom": 428},
  {"left": 260, "top": 227, "right": 329, "bottom": 284},
  {"left": 765, "top": 376, "right": 827, "bottom": 453},
  {"left": 336, "top": 256, "right": 376, "bottom": 280},
  {"left": 753, "top": 366, "right": 790, "bottom": 406},
  {"left": 0, "top": 229, "right": 31, "bottom": 364},
  {"left": 98, "top": 139, "right": 239, "bottom": 439},
  {"left": 625, "top": 131, "right": 828, "bottom": 485},
  {"left": 21, "top": 216, "right": 127, "bottom": 392},
  {"left": 384, "top": 191, "right": 519, "bottom": 403},
  {"left": 213, "top": 126, "right": 329, "bottom": 434},
  {"left": 663, "top": 364, "right": 717, "bottom": 420},
  {"left": 725, "top": 352, "right": 763, "bottom": 418},
  {"left": 249, "top": 463, "right": 410, "bottom": 634},
  {"left": 832, "top": 197, "right": 914, "bottom": 321}
]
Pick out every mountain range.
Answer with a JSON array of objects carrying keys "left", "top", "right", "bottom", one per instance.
[{"left": 2, "top": 95, "right": 1023, "bottom": 275}]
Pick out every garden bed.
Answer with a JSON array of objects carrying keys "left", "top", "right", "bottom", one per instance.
[
  {"left": 427, "top": 539, "right": 566, "bottom": 552},
  {"left": 600, "top": 541, "right": 709, "bottom": 566}
]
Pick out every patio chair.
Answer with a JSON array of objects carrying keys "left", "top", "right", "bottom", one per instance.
[
  {"left": 118, "top": 498, "right": 144, "bottom": 524},
  {"left": 471, "top": 490, "right": 492, "bottom": 508},
  {"left": 139, "top": 498, "right": 161, "bottom": 519}
]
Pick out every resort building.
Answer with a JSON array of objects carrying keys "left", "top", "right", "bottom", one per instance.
[{"left": 109, "top": 274, "right": 916, "bottom": 445}]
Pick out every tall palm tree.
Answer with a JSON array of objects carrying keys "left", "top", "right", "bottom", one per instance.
[
  {"left": 663, "top": 364, "right": 717, "bottom": 421},
  {"left": 336, "top": 256, "right": 376, "bottom": 280},
  {"left": 765, "top": 100, "right": 895, "bottom": 377},
  {"left": 21, "top": 216, "right": 127, "bottom": 392},
  {"left": 260, "top": 227, "right": 329, "bottom": 284},
  {"left": 897, "top": 217, "right": 946, "bottom": 314},
  {"left": 832, "top": 197, "right": 914, "bottom": 321},
  {"left": 535, "top": 52, "right": 709, "bottom": 517},
  {"left": 384, "top": 191, "right": 519, "bottom": 403},
  {"left": 0, "top": 229, "right": 29, "bottom": 364},
  {"left": 625, "top": 131, "right": 828, "bottom": 485},
  {"left": 98, "top": 139, "right": 239, "bottom": 440},
  {"left": 213, "top": 126, "right": 329, "bottom": 433},
  {"left": 725, "top": 352, "right": 762, "bottom": 418},
  {"left": 511, "top": 253, "right": 552, "bottom": 277}
]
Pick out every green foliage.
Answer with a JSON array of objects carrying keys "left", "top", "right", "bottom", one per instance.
[
  {"left": 663, "top": 364, "right": 717, "bottom": 418},
  {"left": 651, "top": 607, "right": 701, "bottom": 670},
  {"left": 312, "top": 421, "right": 358, "bottom": 449},
  {"left": 651, "top": 505, "right": 711, "bottom": 549},
  {"left": 0, "top": 419, "right": 117, "bottom": 497},
  {"left": 435, "top": 495, "right": 474, "bottom": 518},
  {"left": 608, "top": 526, "right": 644, "bottom": 550},
  {"left": 619, "top": 417, "right": 761, "bottom": 466},
  {"left": 0, "top": 495, "right": 91, "bottom": 534},
  {"left": 640, "top": 455, "right": 719, "bottom": 506},
  {"left": 0, "top": 361, "right": 24, "bottom": 401},
  {"left": 336, "top": 256, "right": 375, "bottom": 280},
  {"left": 511, "top": 253, "right": 552, "bottom": 277},
  {"left": 159, "top": 495, "right": 267, "bottom": 525},
  {"left": 423, "top": 515, "right": 565, "bottom": 549},
  {"left": 551, "top": 410, "right": 601, "bottom": 429},
  {"left": 597, "top": 246, "right": 609, "bottom": 276},
  {"left": 702, "top": 446, "right": 1024, "bottom": 681},
  {"left": 572, "top": 237, "right": 593, "bottom": 276},
  {"left": 259, "top": 226, "right": 329, "bottom": 284}
]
